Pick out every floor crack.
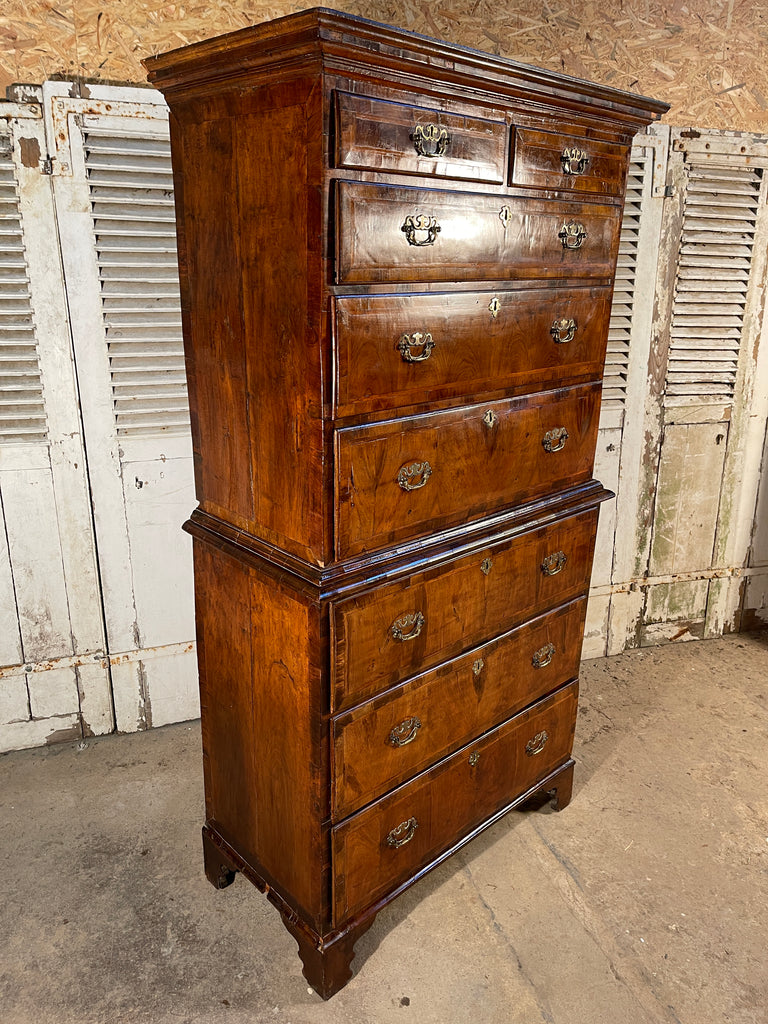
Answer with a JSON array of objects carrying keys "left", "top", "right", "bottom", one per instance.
[{"left": 461, "top": 858, "right": 556, "bottom": 1024}]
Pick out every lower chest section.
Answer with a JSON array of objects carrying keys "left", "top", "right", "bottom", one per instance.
[
  {"left": 325, "top": 505, "right": 593, "bottom": 925},
  {"left": 195, "top": 499, "right": 597, "bottom": 934}
]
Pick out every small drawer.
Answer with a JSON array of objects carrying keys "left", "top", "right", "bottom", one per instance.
[
  {"left": 335, "top": 181, "right": 622, "bottom": 285},
  {"left": 334, "top": 285, "right": 612, "bottom": 417},
  {"left": 331, "top": 506, "right": 598, "bottom": 711},
  {"left": 332, "top": 681, "right": 578, "bottom": 923},
  {"left": 512, "top": 128, "right": 628, "bottom": 196},
  {"left": 335, "top": 91, "right": 507, "bottom": 183},
  {"left": 336, "top": 382, "right": 601, "bottom": 558},
  {"left": 332, "top": 596, "right": 587, "bottom": 819}
]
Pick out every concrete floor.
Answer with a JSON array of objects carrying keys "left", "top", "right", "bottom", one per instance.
[{"left": 2, "top": 632, "right": 767, "bottom": 1024}]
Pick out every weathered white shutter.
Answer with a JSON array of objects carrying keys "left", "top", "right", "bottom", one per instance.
[
  {"left": 0, "top": 103, "right": 111, "bottom": 752},
  {"left": 584, "top": 129, "right": 768, "bottom": 653},
  {"left": 45, "top": 83, "right": 197, "bottom": 732},
  {"left": 584, "top": 126, "right": 670, "bottom": 657},
  {"left": 643, "top": 132, "right": 768, "bottom": 643},
  {"left": 0, "top": 116, "right": 35, "bottom": 687}
]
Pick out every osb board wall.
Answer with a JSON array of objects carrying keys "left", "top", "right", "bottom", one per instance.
[{"left": 0, "top": 0, "right": 767, "bottom": 130}]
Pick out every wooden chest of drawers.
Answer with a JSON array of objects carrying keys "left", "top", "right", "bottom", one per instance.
[{"left": 145, "top": 9, "right": 666, "bottom": 998}]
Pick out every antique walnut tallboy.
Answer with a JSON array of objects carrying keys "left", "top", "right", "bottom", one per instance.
[{"left": 144, "top": 10, "right": 666, "bottom": 998}]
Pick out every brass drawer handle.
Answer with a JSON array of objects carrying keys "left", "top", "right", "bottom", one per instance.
[
  {"left": 386, "top": 816, "right": 419, "bottom": 848},
  {"left": 550, "top": 317, "right": 577, "bottom": 344},
  {"left": 525, "top": 730, "right": 549, "bottom": 756},
  {"left": 402, "top": 214, "right": 441, "bottom": 247},
  {"left": 532, "top": 642, "right": 556, "bottom": 669},
  {"left": 541, "top": 550, "right": 567, "bottom": 576},
  {"left": 390, "top": 611, "right": 425, "bottom": 642},
  {"left": 411, "top": 123, "right": 450, "bottom": 157},
  {"left": 397, "top": 460, "right": 432, "bottom": 491},
  {"left": 397, "top": 331, "right": 435, "bottom": 363},
  {"left": 559, "top": 221, "right": 587, "bottom": 250},
  {"left": 561, "top": 146, "right": 590, "bottom": 175},
  {"left": 389, "top": 716, "right": 422, "bottom": 747},
  {"left": 542, "top": 427, "right": 569, "bottom": 453}
]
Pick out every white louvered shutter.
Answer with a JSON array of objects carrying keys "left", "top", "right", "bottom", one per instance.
[
  {"left": 665, "top": 162, "right": 762, "bottom": 405},
  {"left": 0, "top": 105, "right": 110, "bottom": 752},
  {"left": 601, "top": 151, "right": 647, "bottom": 412},
  {"left": 47, "top": 86, "right": 197, "bottom": 734},
  {"left": 84, "top": 131, "right": 189, "bottom": 436},
  {"left": 0, "top": 128, "right": 47, "bottom": 443}
]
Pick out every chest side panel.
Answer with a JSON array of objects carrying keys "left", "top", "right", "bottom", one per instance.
[
  {"left": 194, "top": 539, "right": 329, "bottom": 930},
  {"left": 171, "top": 78, "right": 329, "bottom": 566}
]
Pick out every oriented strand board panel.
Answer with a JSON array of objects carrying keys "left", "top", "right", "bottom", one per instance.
[{"left": 1, "top": 1, "right": 768, "bottom": 130}]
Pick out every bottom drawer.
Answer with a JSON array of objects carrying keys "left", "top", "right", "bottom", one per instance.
[{"left": 332, "top": 681, "right": 578, "bottom": 924}]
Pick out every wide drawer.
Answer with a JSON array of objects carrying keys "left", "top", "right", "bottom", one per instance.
[
  {"left": 335, "top": 91, "right": 507, "bottom": 183},
  {"left": 511, "top": 128, "right": 628, "bottom": 196},
  {"left": 331, "top": 505, "right": 598, "bottom": 711},
  {"left": 333, "top": 596, "right": 587, "bottom": 819},
  {"left": 332, "top": 681, "right": 578, "bottom": 923},
  {"left": 334, "top": 285, "right": 612, "bottom": 417},
  {"left": 336, "top": 382, "right": 601, "bottom": 558},
  {"left": 335, "top": 181, "right": 622, "bottom": 284}
]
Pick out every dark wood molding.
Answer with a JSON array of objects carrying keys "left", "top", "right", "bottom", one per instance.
[{"left": 144, "top": 7, "right": 668, "bottom": 129}]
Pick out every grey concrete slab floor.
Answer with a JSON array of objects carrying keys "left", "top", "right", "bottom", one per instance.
[{"left": 1, "top": 631, "right": 767, "bottom": 1024}]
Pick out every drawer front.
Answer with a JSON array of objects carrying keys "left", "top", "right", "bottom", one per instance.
[
  {"left": 335, "top": 181, "right": 621, "bottom": 285},
  {"left": 332, "top": 681, "right": 578, "bottom": 923},
  {"left": 334, "top": 286, "right": 612, "bottom": 417},
  {"left": 512, "top": 128, "right": 628, "bottom": 196},
  {"left": 335, "top": 91, "right": 507, "bottom": 184},
  {"left": 333, "top": 596, "right": 587, "bottom": 819},
  {"left": 336, "top": 383, "right": 601, "bottom": 558},
  {"left": 332, "top": 506, "right": 598, "bottom": 711}
]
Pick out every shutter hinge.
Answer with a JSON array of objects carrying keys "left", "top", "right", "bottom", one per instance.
[
  {"left": 647, "top": 129, "right": 674, "bottom": 198},
  {"left": 41, "top": 154, "right": 54, "bottom": 175}
]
